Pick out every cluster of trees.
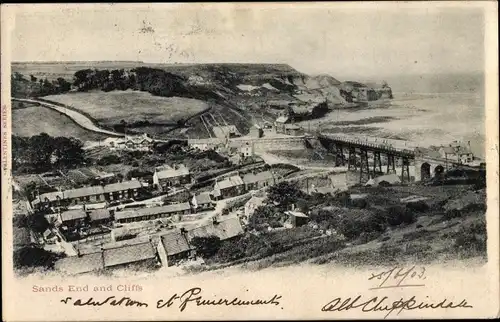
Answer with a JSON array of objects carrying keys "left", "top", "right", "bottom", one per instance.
[
  {"left": 72, "top": 67, "right": 188, "bottom": 97},
  {"left": 11, "top": 72, "right": 72, "bottom": 98},
  {"left": 13, "top": 214, "right": 64, "bottom": 271},
  {"left": 12, "top": 133, "right": 85, "bottom": 173}
]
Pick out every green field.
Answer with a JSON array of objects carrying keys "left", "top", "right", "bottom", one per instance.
[
  {"left": 12, "top": 105, "right": 109, "bottom": 141},
  {"left": 44, "top": 90, "right": 209, "bottom": 126}
]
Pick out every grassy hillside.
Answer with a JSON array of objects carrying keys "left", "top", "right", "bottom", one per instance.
[{"left": 44, "top": 90, "right": 209, "bottom": 127}]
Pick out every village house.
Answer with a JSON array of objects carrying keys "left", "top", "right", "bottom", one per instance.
[
  {"left": 186, "top": 216, "right": 244, "bottom": 244},
  {"left": 43, "top": 228, "right": 59, "bottom": 244},
  {"left": 212, "top": 175, "right": 245, "bottom": 200},
  {"left": 153, "top": 164, "right": 191, "bottom": 191},
  {"left": 191, "top": 192, "right": 215, "bottom": 212},
  {"left": 114, "top": 202, "right": 192, "bottom": 224},
  {"left": 243, "top": 195, "right": 266, "bottom": 225},
  {"left": 106, "top": 133, "right": 154, "bottom": 151},
  {"left": 103, "top": 180, "right": 142, "bottom": 201},
  {"left": 54, "top": 251, "right": 104, "bottom": 275},
  {"left": 88, "top": 208, "right": 112, "bottom": 226},
  {"left": 34, "top": 180, "right": 143, "bottom": 208},
  {"left": 282, "top": 124, "right": 302, "bottom": 136},
  {"left": 59, "top": 209, "right": 87, "bottom": 229},
  {"left": 212, "top": 125, "right": 241, "bottom": 140},
  {"left": 249, "top": 124, "right": 264, "bottom": 138},
  {"left": 187, "top": 138, "right": 224, "bottom": 151},
  {"left": 102, "top": 240, "right": 158, "bottom": 270},
  {"left": 439, "top": 141, "right": 474, "bottom": 164},
  {"left": 240, "top": 142, "right": 255, "bottom": 158},
  {"left": 274, "top": 114, "right": 291, "bottom": 134},
  {"left": 283, "top": 211, "right": 309, "bottom": 228},
  {"left": 157, "top": 229, "right": 193, "bottom": 267},
  {"left": 64, "top": 186, "right": 106, "bottom": 205},
  {"left": 242, "top": 170, "right": 275, "bottom": 191}
]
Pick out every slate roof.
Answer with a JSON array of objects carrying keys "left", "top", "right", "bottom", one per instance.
[
  {"left": 156, "top": 165, "right": 190, "bottom": 180},
  {"left": 103, "top": 180, "right": 142, "bottom": 193},
  {"left": 114, "top": 202, "right": 191, "bottom": 221},
  {"left": 54, "top": 252, "right": 104, "bottom": 275},
  {"left": 64, "top": 186, "right": 105, "bottom": 199},
  {"left": 38, "top": 191, "right": 64, "bottom": 202},
  {"left": 160, "top": 230, "right": 191, "bottom": 256},
  {"left": 215, "top": 175, "right": 244, "bottom": 191},
  {"left": 60, "top": 209, "right": 87, "bottom": 222},
  {"left": 242, "top": 171, "right": 274, "bottom": 185},
  {"left": 186, "top": 217, "right": 244, "bottom": 241},
  {"left": 275, "top": 116, "right": 290, "bottom": 124},
  {"left": 103, "top": 241, "right": 156, "bottom": 268},
  {"left": 193, "top": 192, "right": 213, "bottom": 205},
  {"left": 89, "top": 209, "right": 111, "bottom": 222},
  {"left": 285, "top": 211, "right": 309, "bottom": 218}
]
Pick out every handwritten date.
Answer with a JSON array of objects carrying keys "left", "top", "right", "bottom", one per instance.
[{"left": 368, "top": 266, "right": 426, "bottom": 290}]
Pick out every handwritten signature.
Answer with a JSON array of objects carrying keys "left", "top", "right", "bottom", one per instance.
[
  {"left": 368, "top": 266, "right": 426, "bottom": 290},
  {"left": 60, "top": 287, "right": 283, "bottom": 312},
  {"left": 321, "top": 295, "right": 473, "bottom": 318}
]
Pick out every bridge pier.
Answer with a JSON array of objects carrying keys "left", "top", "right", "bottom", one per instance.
[
  {"left": 401, "top": 157, "right": 410, "bottom": 183},
  {"left": 359, "top": 149, "right": 370, "bottom": 183},
  {"left": 337, "top": 144, "right": 345, "bottom": 166},
  {"left": 386, "top": 154, "right": 396, "bottom": 174},
  {"left": 373, "top": 151, "right": 382, "bottom": 174},
  {"left": 348, "top": 147, "right": 357, "bottom": 170}
]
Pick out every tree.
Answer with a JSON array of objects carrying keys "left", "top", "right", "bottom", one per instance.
[
  {"left": 267, "top": 181, "right": 306, "bottom": 208},
  {"left": 26, "top": 133, "right": 55, "bottom": 171},
  {"left": 190, "top": 235, "right": 222, "bottom": 258},
  {"left": 52, "top": 136, "right": 85, "bottom": 168}
]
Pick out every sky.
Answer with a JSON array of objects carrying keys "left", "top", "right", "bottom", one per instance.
[{"left": 7, "top": 3, "right": 486, "bottom": 79}]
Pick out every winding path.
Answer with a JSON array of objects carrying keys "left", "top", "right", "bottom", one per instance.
[{"left": 12, "top": 97, "right": 124, "bottom": 137}]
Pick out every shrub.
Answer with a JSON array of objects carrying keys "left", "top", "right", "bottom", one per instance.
[
  {"left": 385, "top": 206, "right": 416, "bottom": 226},
  {"left": 190, "top": 236, "right": 222, "bottom": 258},
  {"left": 406, "top": 201, "right": 429, "bottom": 213},
  {"left": 96, "top": 154, "right": 121, "bottom": 166}
]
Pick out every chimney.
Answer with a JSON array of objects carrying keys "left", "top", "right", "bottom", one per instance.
[{"left": 291, "top": 204, "right": 295, "bottom": 211}]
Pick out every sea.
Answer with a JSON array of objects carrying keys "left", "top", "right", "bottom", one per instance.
[{"left": 305, "top": 72, "right": 487, "bottom": 159}]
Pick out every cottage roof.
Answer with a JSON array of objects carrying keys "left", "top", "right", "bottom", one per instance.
[
  {"left": 64, "top": 186, "right": 105, "bottom": 199},
  {"left": 275, "top": 116, "right": 290, "bottom": 124},
  {"left": 102, "top": 241, "right": 156, "bottom": 268},
  {"left": 215, "top": 175, "right": 244, "bottom": 190},
  {"left": 114, "top": 202, "right": 191, "bottom": 221},
  {"left": 89, "top": 209, "right": 111, "bottom": 222},
  {"left": 441, "top": 144, "right": 472, "bottom": 155},
  {"left": 38, "top": 191, "right": 64, "bottom": 202},
  {"left": 156, "top": 165, "right": 190, "bottom": 180},
  {"left": 60, "top": 209, "right": 87, "bottom": 222},
  {"left": 55, "top": 252, "right": 104, "bottom": 275},
  {"left": 284, "top": 124, "right": 301, "bottom": 130},
  {"left": 213, "top": 125, "right": 240, "bottom": 139},
  {"left": 193, "top": 192, "right": 213, "bottom": 205},
  {"left": 186, "top": 217, "right": 244, "bottom": 241},
  {"left": 160, "top": 230, "right": 191, "bottom": 256},
  {"left": 104, "top": 180, "right": 142, "bottom": 193},
  {"left": 13, "top": 227, "right": 32, "bottom": 247},
  {"left": 285, "top": 211, "right": 309, "bottom": 218},
  {"left": 267, "top": 100, "right": 291, "bottom": 107},
  {"left": 242, "top": 171, "right": 274, "bottom": 185}
]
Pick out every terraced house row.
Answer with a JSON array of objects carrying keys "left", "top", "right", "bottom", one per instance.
[{"left": 32, "top": 180, "right": 143, "bottom": 209}]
